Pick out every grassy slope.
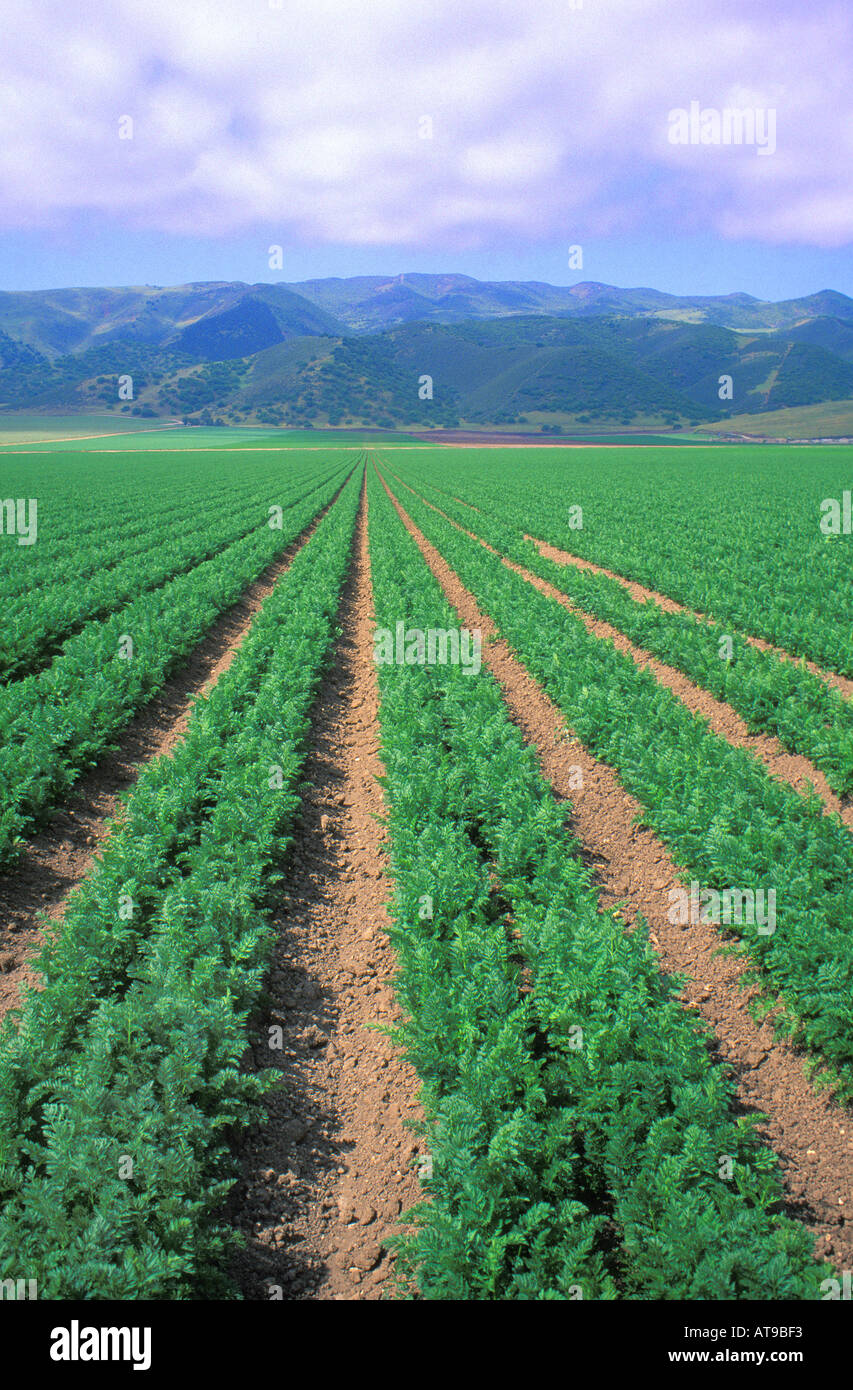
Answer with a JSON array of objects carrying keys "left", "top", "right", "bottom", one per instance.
[{"left": 700, "top": 399, "right": 853, "bottom": 439}]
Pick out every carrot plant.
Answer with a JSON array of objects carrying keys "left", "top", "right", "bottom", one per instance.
[
  {"left": 367, "top": 470, "right": 825, "bottom": 1300},
  {"left": 0, "top": 470, "right": 361, "bottom": 1298},
  {"left": 384, "top": 468, "right": 853, "bottom": 1100},
  {"left": 0, "top": 460, "right": 344, "bottom": 680},
  {"left": 0, "top": 461, "right": 355, "bottom": 865},
  {"left": 403, "top": 444, "right": 853, "bottom": 677}
]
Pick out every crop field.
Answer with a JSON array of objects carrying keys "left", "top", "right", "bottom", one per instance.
[
  {"left": 0, "top": 414, "right": 182, "bottom": 445},
  {"left": 0, "top": 438, "right": 850, "bottom": 1303},
  {"left": 0, "top": 421, "right": 425, "bottom": 453}
]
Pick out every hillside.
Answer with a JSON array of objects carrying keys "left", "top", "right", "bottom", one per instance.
[
  {"left": 3, "top": 311, "right": 853, "bottom": 432},
  {"left": 3, "top": 276, "right": 853, "bottom": 363},
  {"left": 701, "top": 398, "right": 853, "bottom": 440},
  {"left": 289, "top": 274, "right": 853, "bottom": 333},
  {"left": 0, "top": 282, "right": 345, "bottom": 361}
]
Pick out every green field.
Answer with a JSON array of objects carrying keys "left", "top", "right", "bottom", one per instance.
[
  {"left": 0, "top": 436, "right": 849, "bottom": 1302},
  {"left": 382, "top": 445, "right": 853, "bottom": 1076},
  {"left": 387, "top": 443, "right": 853, "bottom": 670},
  {"left": 0, "top": 412, "right": 182, "bottom": 444},
  {"left": 0, "top": 417, "right": 420, "bottom": 451}
]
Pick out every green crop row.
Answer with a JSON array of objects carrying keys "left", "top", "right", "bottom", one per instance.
[
  {"left": 0, "top": 448, "right": 354, "bottom": 604},
  {"left": 0, "top": 463, "right": 345, "bottom": 681},
  {"left": 0, "top": 466, "right": 265, "bottom": 604},
  {"left": 0, "top": 459, "right": 355, "bottom": 866},
  {"left": 0, "top": 451, "right": 298, "bottom": 602},
  {"left": 0, "top": 469, "right": 362, "bottom": 1298},
  {"left": 392, "top": 468, "right": 853, "bottom": 796},
  {"left": 377, "top": 463, "right": 853, "bottom": 1099},
  {"left": 366, "top": 469, "right": 824, "bottom": 1300},
  {"left": 400, "top": 445, "right": 853, "bottom": 678}
]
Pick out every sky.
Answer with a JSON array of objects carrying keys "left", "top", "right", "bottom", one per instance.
[{"left": 1, "top": 0, "right": 851, "bottom": 299}]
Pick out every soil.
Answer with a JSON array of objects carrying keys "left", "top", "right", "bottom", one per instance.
[
  {"left": 3, "top": 449, "right": 848, "bottom": 1297},
  {"left": 404, "top": 430, "right": 630, "bottom": 447},
  {"left": 377, "top": 462, "right": 853, "bottom": 1275},
  {"left": 227, "top": 482, "right": 425, "bottom": 1301},
  {"left": 432, "top": 489, "right": 852, "bottom": 703}
]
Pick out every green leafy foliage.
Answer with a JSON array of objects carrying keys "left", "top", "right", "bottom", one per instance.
[
  {"left": 384, "top": 464, "right": 853, "bottom": 1099},
  {"left": 396, "top": 469, "right": 853, "bottom": 794},
  {"left": 0, "top": 457, "right": 351, "bottom": 864},
  {"left": 367, "top": 469, "right": 824, "bottom": 1300},
  {"left": 0, "top": 469, "right": 361, "bottom": 1297}
]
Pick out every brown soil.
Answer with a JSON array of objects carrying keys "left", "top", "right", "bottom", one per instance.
[
  {"left": 528, "top": 533, "right": 853, "bottom": 703},
  {"left": 377, "top": 463, "right": 853, "bottom": 1275},
  {"left": 228, "top": 482, "right": 425, "bottom": 1301},
  {"left": 0, "top": 487, "right": 345, "bottom": 1024},
  {"left": 390, "top": 473, "right": 853, "bottom": 832},
  {"left": 403, "top": 431, "right": 629, "bottom": 447}
]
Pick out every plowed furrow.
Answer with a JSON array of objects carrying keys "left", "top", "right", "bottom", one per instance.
[
  {"left": 393, "top": 473, "right": 853, "bottom": 831},
  {"left": 527, "top": 533, "right": 853, "bottom": 703},
  {"left": 228, "top": 483, "right": 425, "bottom": 1301}
]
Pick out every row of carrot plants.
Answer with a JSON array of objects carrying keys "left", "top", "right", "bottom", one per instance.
[
  {"left": 378, "top": 465, "right": 853, "bottom": 1101},
  {"left": 0, "top": 451, "right": 287, "bottom": 602},
  {"left": 0, "top": 469, "right": 362, "bottom": 1298},
  {"left": 1, "top": 461, "right": 345, "bottom": 681},
  {"left": 0, "top": 465, "right": 268, "bottom": 604},
  {"left": 418, "top": 447, "right": 853, "bottom": 677},
  {"left": 0, "top": 460, "right": 355, "bottom": 866},
  {"left": 392, "top": 467, "right": 853, "bottom": 795},
  {"left": 366, "top": 469, "right": 824, "bottom": 1299}
]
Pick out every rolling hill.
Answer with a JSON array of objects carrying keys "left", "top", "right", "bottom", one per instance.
[
  {"left": 2, "top": 275, "right": 853, "bottom": 363},
  {"left": 3, "top": 310, "right": 853, "bottom": 433},
  {"left": 0, "top": 282, "right": 345, "bottom": 361},
  {"left": 1, "top": 274, "right": 852, "bottom": 433},
  {"left": 287, "top": 274, "right": 853, "bottom": 334}
]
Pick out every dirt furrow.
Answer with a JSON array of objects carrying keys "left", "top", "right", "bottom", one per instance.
[
  {"left": 377, "top": 464, "right": 853, "bottom": 1274},
  {"left": 228, "top": 482, "right": 425, "bottom": 1301},
  {"left": 390, "top": 472, "right": 853, "bottom": 831},
  {"left": 528, "top": 533, "right": 853, "bottom": 703},
  {"left": 0, "top": 482, "right": 348, "bottom": 1023},
  {"left": 429, "top": 484, "right": 851, "bottom": 702}
]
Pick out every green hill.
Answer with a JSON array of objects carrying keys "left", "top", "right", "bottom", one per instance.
[
  {"left": 2, "top": 305, "right": 852, "bottom": 434},
  {"left": 3, "top": 276, "right": 853, "bottom": 362}
]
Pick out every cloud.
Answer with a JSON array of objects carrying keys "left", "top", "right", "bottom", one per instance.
[{"left": 0, "top": 0, "right": 850, "bottom": 249}]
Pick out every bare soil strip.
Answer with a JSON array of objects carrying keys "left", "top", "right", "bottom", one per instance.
[
  {"left": 228, "top": 484, "right": 424, "bottom": 1301},
  {"left": 0, "top": 483, "right": 347, "bottom": 1024},
  {"left": 405, "top": 430, "right": 628, "bottom": 447},
  {"left": 528, "top": 534, "right": 853, "bottom": 703},
  {"left": 391, "top": 474, "right": 853, "bottom": 832},
  {"left": 378, "top": 467, "right": 853, "bottom": 1274}
]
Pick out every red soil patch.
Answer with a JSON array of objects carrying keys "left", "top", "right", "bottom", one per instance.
[{"left": 404, "top": 430, "right": 631, "bottom": 447}]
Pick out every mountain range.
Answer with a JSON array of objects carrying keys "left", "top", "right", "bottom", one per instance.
[
  {"left": 3, "top": 274, "right": 853, "bottom": 360},
  {"left": 1, "top": 274, "right": 853, "bottom": 432}
]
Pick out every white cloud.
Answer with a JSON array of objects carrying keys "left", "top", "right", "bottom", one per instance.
[{"left": 0, "top": 0, "right": 849, "bottom": 248}]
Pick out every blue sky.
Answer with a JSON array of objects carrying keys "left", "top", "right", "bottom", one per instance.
[
  {"left": 1, "top": 0, "right": 850, "bottom": 300},
  {"left": 2, "top": 224, "right": 851, "bottom": 300}
]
